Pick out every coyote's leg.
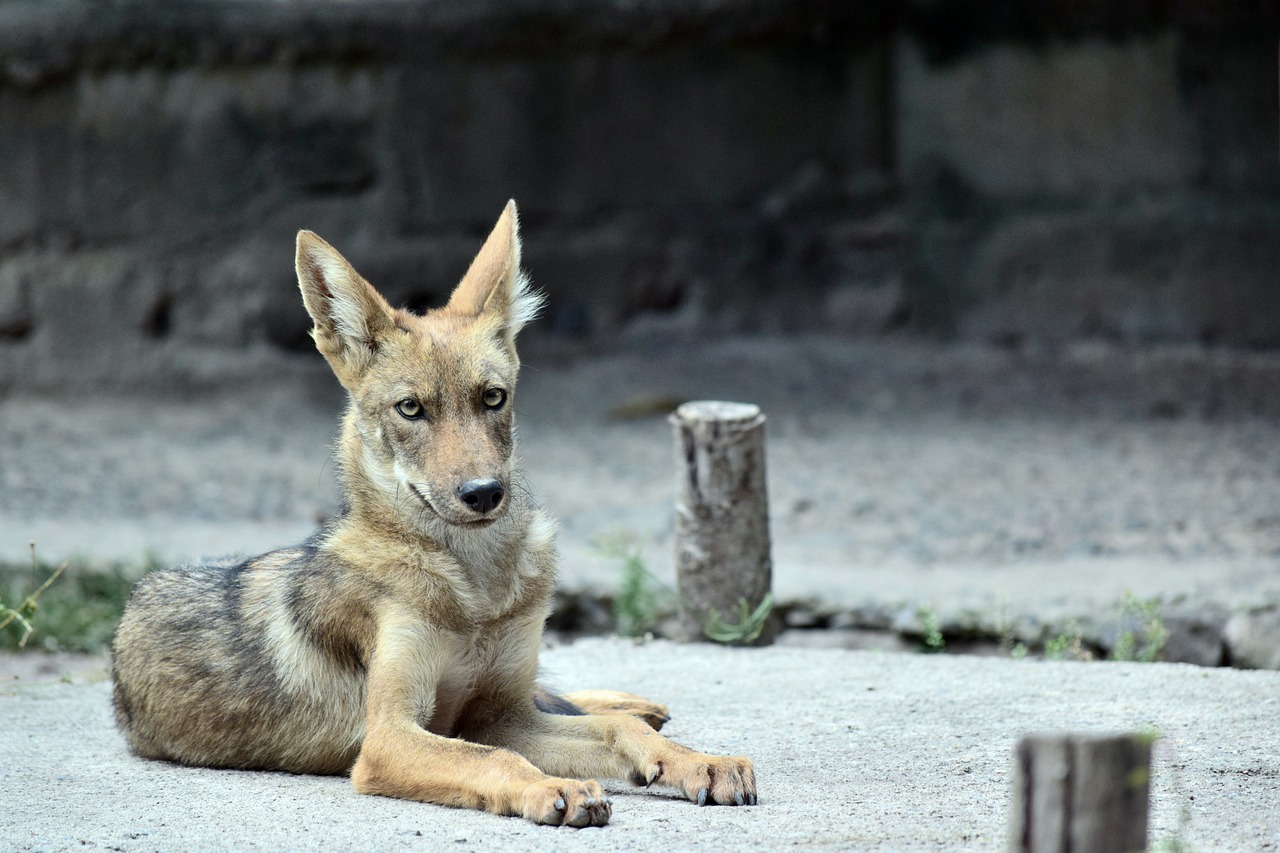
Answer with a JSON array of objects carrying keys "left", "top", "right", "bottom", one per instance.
[
  {"left": 352, "top": 620, "right": 611, "bottom": 827},
  {"left": 561, "top": 690, "right": 671, "bottom": 731},
  {"left": 352, "top": 724, "right": 612, "bottom": 826},
  {"left": 476, "top": 709, "right": 757, "bottom": 807},
  {"left": 535, "top": 686, "right": 671, "bottom": 731}
]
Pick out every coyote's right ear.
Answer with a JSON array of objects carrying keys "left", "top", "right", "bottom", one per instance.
[{"left": 295, "top": 231, "right": 396, "bottom": 387}]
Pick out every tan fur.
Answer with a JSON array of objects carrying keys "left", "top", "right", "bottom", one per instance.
[{"left": 110, "top": 201, "right": 756, "bottom": 826}]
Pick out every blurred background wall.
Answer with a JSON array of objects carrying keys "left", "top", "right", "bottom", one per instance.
[{"left": 0, "top": 0, "right": 1276, "bottom": 393}]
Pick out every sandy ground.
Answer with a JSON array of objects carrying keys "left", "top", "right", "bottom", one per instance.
[{"left": 3, "top": 639, "right": 1280, "bottom": 851}]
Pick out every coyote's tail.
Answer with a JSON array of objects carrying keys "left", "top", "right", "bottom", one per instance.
[{"left": 533, "top": 685, "right": 585, "bottom": 716}]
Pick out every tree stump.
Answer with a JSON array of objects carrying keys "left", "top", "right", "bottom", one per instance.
[
  {"left": 1012, "top": 733, "right": 1152, "bottom": 853},
  {"left": 669, "top": 401, "right": 777, "bottom": 645}
]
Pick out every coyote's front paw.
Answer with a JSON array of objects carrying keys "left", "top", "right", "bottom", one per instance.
[
  {"left": 646, "top": 752, "right": 757, "bottom": 806},
  {"left": 520, "top": 777, "right": 612, "bottom": 827}
]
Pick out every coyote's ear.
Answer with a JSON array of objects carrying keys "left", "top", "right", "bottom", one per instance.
[
  {"left": 296, "top": 231, "right": 397, "bottom": 385},
  {"left": 445, "top": 200, "right": 544, "bottom": 347}
]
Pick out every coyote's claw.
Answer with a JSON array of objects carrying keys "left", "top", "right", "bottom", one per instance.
[{"left": 522, "top": 778, "right": 611, "bottom": 827}]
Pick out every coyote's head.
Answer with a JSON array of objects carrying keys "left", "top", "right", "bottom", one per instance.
[{"left": 295, "top": 201, "right": 543, "bottom": 533}]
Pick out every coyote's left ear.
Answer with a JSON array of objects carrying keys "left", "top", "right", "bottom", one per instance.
[
  {"left": 296, "top": 230, "right": 397, "bottom": 388},
  {"left": 445, "top": 199, "right": 544, "bottom": 347}
]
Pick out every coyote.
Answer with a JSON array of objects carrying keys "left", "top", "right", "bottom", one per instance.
[{"left": 110, "top": 201, "right": 756, "bottom": 827}]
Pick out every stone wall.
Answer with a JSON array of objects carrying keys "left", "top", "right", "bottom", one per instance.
[
  {"left": 899, "top": 6, "right": 1280, "bottom": 348},
  {"left": 0, "top": 1, "right": 1276, "bottom": 393}
]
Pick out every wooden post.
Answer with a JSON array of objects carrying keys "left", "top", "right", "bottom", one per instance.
[
  {"left": 669, "top": 401, "right": 777, "bottom": 645},
  {"left": 1012, "top": 733, "right": 1152, "bottom": 853}
]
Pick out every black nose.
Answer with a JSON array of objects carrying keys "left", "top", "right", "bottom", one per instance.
[{"left": 458, "top": 479, "right": 505, "bottom": 514}]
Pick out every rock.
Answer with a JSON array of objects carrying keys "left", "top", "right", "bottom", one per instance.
[
  {"left": 824, "top": 278, "right": 906, "bottom": 335},
  {"left": 775, "top": 628, "right": 913, "bottom": 653},
  {"left": 0, "top": 263, "right": 33, "bottom": 339},
  {"left": 782, "top": 600, "right": 832, "bottom": 629},
  {"left": 832, "top": 604, "right": 895, "bottom": 632},
  {"left": 1224, "top": 607, "right": 1280, "bottom": 670},
  {"left": 1159, "top": 613, "right": 1227, "bottom": 667}
]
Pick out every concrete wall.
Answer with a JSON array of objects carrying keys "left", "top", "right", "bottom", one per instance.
[{"left": 0, "top": 1, "right": 1276, "bottom": 392}]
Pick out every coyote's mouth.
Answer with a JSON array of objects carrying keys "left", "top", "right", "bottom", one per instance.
[{"left": 407, "top": 483, "right": 499, "bottom": 528}]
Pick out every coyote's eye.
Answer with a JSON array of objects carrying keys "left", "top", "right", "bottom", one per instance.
[
  {"left": 482, "top": 388, "right": 507, "bottom": 410},
  {"left": 395, "top": 398, "right": 424, "bottom": 419}
]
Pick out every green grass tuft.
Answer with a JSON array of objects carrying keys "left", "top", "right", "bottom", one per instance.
[
  {"left": 596, "top": 532, "right": 663, "bottom": 638},
  {"left": 1, "top": 548, "right": 150, "bottom": 653}
]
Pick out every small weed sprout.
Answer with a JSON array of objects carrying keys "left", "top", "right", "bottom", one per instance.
[
  {"left": 595, "top": 532, "right": 662, "bottom": 638},
  {"left": 702, "top": 594, "right": 775, "bottom": 645},
  {"left": 918, "top": 606, "right": 945, "bottom": 653},
  {"left": 1110, "top": 630, "right": 1138, "bottom": 662},
  {"left": 0, "top": 543, "right": 68, "bottom": 648},
  {"left": 1044, "top": 623, "right": 1092, "bottom": 661},
  {"left": 994, "top": 594, "right": 1031, "bottom": 659},
  {"left": 1043, "top": 633, "right": 1069, "bottom": 660},
  {"left": 1109, "top": 593, "right": 1167, "bottom": 663},
  {"left": 995, "top": 594, "right": 1014, "bottom": 655},
  {"left": 1151, "top": 834, "right": 1194, "bottom": 853}
]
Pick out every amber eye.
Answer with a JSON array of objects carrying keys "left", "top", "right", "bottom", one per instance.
[
  {"left": 482, "top": 388, "right": 507, "bottom": 410},
  {"left": 395, "top": 398, "right": 424, "bottom": 419}
]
